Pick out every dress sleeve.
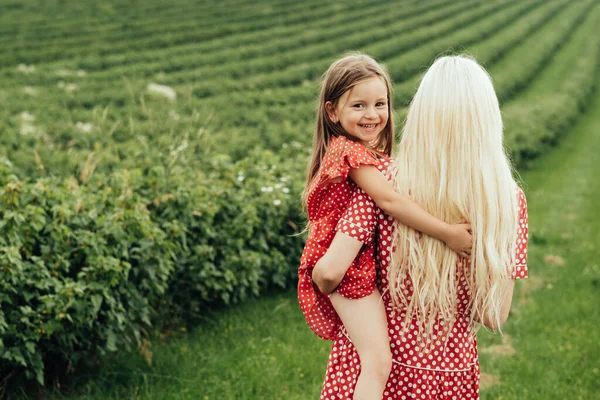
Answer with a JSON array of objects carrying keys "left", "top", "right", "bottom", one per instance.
[
  {"left": 511, "top": 188, "right": 529, "bottom": 279},
  {"left": 319, "top": 136, "right": 379, "bottom": 185},
  {"left": 336, "top": 188, "right": 377, "bottom": 245}
]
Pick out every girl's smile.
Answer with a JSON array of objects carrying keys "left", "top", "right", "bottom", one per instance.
[{"left": 326, "top": 77, "right": 389, "bottom": 146}]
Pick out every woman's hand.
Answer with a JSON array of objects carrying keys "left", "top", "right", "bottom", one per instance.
[{"left": 443, "top": 223, "right": 472, "bottom": 258}]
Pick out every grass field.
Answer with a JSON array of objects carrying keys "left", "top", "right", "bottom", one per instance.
[{"left": 2, "top": 0, "right": 600, "bottom": 398}]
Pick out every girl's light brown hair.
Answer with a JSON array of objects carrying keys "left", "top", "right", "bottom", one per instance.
[{"left": 302, "top": 53, "right": 395, "bottom": 209}]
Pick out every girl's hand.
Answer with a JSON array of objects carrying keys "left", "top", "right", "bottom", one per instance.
[{"left": 443, "top": 223, "right": 472, "bottom": 258}]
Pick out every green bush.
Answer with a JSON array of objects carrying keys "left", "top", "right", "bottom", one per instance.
[
  {"left": 138, "top": 147, "right": 306, "bottom": 317},
  {"left": 0, "top": 171, "right": 175, "bottom": 384},
  {"left": 0, "top": 145, "right": 307, "bottom": 385}
]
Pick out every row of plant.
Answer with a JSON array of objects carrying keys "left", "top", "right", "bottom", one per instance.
[
  {"left": 0, "top": 0, "right": 380, "bottom": 68},
  {"left": 392, "top": 0, "right": 569, "bottom": 106},
  {"left": 0, "top": 0, "right": 314, "bottom": 45},
  {"left": 0, "top": 0, "right": 227, "bottom": 36},
  {"left": 13, "top": 0, "right": 393, "bottom": 73},
  {"left": 0, "top": 0, "right": 434, "bottom": 84},
  {"left": 162, "top": 0, "right": 523, "bottom": 95},
  {"left": 6, "top": 0, "right": 520, "bottom": 104},
  {"left": 0, "top": 0, "right": 479, "bottom": 89},
  {"left": 69, "top": 0, "right": 464, "bottom": 82},
  {"left": 503, "top": 4, "right": 600, "bottom": 164},
  {"left": 490, "top": 0, "right": 593, "bottom": 101},
  {"left": 161, "top": 0, "right": 533, "bottom": 98},
  {"left": 71, "top": 0, "right": 454, "bottom": 75}
]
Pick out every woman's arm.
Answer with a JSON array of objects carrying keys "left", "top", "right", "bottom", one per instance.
[
  {"left": 349, "top": 165, "right": 472, "bottom": 256},
  {"left": 479, "top": 280, "right": 516, "bottom": 330},
  {"left": 312, "top": 232, "right": 363, "bottom": 294}
]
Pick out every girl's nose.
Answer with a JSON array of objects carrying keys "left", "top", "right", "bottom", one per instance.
[{"left": 365, "top": 107, "right": 378, "bottom": 118}]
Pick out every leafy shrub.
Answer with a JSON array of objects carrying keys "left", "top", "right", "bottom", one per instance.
[
  {"left": 0, "top": 171, "right": 174, "bottom": 384},
  {"left": 0, "top": 145, "right": 308, "bottom": 385}
]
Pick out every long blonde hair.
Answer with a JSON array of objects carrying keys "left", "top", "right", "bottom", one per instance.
[
  {"left": 302, "top": 53, "right": 394, "bottom": 210},
  {"left": 389, "top": 55, "right": 519, "bottom": 331}
]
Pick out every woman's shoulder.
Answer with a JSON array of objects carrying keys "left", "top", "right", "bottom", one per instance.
[{"left": 514, "top": 185, "right": 527, "bottom": 211}]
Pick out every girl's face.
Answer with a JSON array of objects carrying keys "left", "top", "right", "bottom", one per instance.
[{"left": 326, "top": 77, "right": 389, "bottom": 147}]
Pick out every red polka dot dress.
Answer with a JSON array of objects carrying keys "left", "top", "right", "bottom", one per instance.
[
  {"left": 298, "top": 135, "right": 387, "bottom": 341},
  {"left": 320, "top": 182, "right": 529, "bottom": 399}
]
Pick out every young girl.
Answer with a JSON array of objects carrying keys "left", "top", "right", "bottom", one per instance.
[
  {"left": 297, "top": 53, "right": 472, "bottom": 400},
  {"left": 319, "top": 55, "right": 529, "bottom": 399}
]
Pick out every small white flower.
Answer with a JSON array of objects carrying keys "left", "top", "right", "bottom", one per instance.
[
  {"left": 20, "top": 112, "right": 35, "bottom": 122},
  {"left": 282, "top": 188, "right": 290, "bottom": 194},
  {"left": 274, "top": 183, "right": 282, "bottom": 189},
  {"left": 57, "top": 81, "right": 78, "bottom": 93},
  {"left": 23, "top": 86, "right": 38, "bottom": 96},
  {"left": 17, "top": 64, "right": 35, "bottom": 74},
  {"left": 237, "top": 175, "right": 245, "bottom": 182},
  {"left": 261, "top": 186, "right": 274, "bottom": 193},
  {"left": 75, "top": 122, "right": 93, "bottom": 133},
  {"left": 147, "top": 83, "right": 176, "bottom": 102},
  {"left": 273, "top": 199, "right": 281, "bottom": 206},
  {"left": 20, "top": 123, "right": 37, "bottom": 135}
]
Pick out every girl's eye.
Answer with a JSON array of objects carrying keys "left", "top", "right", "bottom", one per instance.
[
  {"left": 352, "top": 104, "right": 364, "bottom": 109},
  {"left": 377, "top": 102, "right": 387, "bottom": 107}
]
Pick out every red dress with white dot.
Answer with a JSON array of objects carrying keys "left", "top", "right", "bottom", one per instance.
[
  {"left": 320, "top": 182, "right": 529, "bottom": 399},
  {"left": 298, "top": 135, "right": 387, "bottom": 341}
]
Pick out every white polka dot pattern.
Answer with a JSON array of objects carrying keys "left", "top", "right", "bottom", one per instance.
[
  {"left": 298, "top": 135, "right": 384, "bottom": 340},
  {"left": 319, "top": 167, "right": 530, "bottom": 399}
]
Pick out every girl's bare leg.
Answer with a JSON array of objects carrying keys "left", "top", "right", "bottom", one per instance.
[{"left": 330, "top": 289, "right": 392, "bottom": 400}]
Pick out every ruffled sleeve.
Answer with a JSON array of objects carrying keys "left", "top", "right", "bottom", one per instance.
[
  {"left": 318, "top": 136, "right": 379, "bottom": 186},
  {"left": 511, "top": 188, "right": 529, "bottom": 279}
]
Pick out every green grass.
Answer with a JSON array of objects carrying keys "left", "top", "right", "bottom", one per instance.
[
  {"left": 17, "top": 77, "right": 600, "bottom": 400},
  {"left": 476, "top": 83, "right": 600, "bottom": 399}
]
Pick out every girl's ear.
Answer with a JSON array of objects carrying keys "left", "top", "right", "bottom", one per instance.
[{"left": 325, "top": 101, "right": 338, "bottom": 123}]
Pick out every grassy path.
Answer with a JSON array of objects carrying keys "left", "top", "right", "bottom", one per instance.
[
  {"left": 476, "top": 82, "right": 600, "bottom": 398},
  {"left": 21, "top": 82, "right": 600, "bottom": 400}
]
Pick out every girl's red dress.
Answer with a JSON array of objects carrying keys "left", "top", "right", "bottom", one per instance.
[
  {"left": 319, "top": 167, "right": 529, "bottom": 399},
  {"left": 298, "top": 135, "right": 386, "bottom": 341}
]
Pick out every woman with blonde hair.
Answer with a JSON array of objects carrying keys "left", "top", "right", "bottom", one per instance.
[{"left": 319, "top": 55, "right": 529, "bottom": 399}]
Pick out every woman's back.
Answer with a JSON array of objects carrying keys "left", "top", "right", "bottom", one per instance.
[{"left": 389, "top": 55, "right": 523, "bottom": 331}]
